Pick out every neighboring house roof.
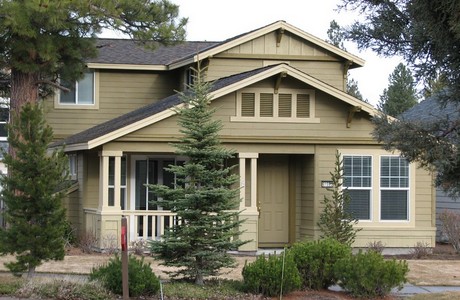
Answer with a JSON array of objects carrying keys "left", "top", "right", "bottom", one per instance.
[
  {"left": 87, "top": 20, "right": 365, "bottom": 70},
  {"left": 400, "top": 94, "right": 460, "bottom": 123},
  {"left": 52, "top": 63, "right": 377, "bottom": 152}
]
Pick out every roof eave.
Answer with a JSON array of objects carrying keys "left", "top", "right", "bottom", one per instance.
[{"left": 86, "top": 63, "right": 167, "bottom": 71}]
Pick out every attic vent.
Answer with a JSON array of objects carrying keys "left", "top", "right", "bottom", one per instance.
[
  {"left": 241, "top": 93, "right": 255, "bottom": 117},
  {"left": 278, "top": 93, "right": 292, "bottom": 117},
  {"left": 260, "top": 93, "right": 274, "bottom": 117},
  {"left": 296, "top": 94, "right": 310, "bottom": 118}
]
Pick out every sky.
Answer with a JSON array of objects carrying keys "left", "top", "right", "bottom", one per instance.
[{"left": 105, "top": 0, "right": 404, "bottom": 107}]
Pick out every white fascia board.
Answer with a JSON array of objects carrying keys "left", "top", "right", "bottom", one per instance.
[{"left": 86, "top": 63, "right": 167, "bottom": 71}]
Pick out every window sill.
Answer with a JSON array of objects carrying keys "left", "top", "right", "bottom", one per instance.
[
  {"left": 230, "top": 116, "right": 320, "bottom": 123},
  {"left": 54, "top": 103, "right": 99, "bottom": 110}
]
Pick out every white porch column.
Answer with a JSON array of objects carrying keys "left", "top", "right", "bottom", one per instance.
[
  {"left": 98, "top": 150, "right": 123, "bottom": 212},
  {"left": 238, "top": 153, "right": 259, "bottom": 252}
]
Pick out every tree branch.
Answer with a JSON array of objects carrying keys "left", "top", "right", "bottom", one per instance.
[{"left": 35, "top": 80, "right": 70, "bottom": 92}]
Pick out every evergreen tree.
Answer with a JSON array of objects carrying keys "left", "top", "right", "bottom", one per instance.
[
  {"left": 318, "top": 151, "right": 361, "bottom": 246},
  {"left": 0, "top": 102, "right": 69, "bottom": 276},
  {"left": 326, "top": 20, "right": 366, "bottom": 102},
  {"left": 377, "top": 63, "right": 418, "bottom": 117},
  {"left": 340, "top": 0, "right": 460, "bottom": 195},
  {"left": 0, "top": 0, "right": 187, "bottom": 113},
  {"left": 149, "top": 68, "right": 246, "bottom": 285}
]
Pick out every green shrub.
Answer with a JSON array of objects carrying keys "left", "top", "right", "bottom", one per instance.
[
  {"left": 242, "top": 251, "right": 301, "bottom": 297},
  {"left": 90, "top": 255, "right": 160, "bottom": 297},
  {"left": 290, "top": 238, "right": 351, "bottom": 290},
  {"left": 334, "top": 250, "right": 409, "bottom": 298}
]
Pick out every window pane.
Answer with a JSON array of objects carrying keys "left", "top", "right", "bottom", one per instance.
[
  {"left": 345, "top": 189, "right": 370, "bottom": 220},
  {"left": 381, "top": 190, "right": 408, "bottom": 220},
  {"left": 108, "top": 157, "right": 115, "bottom": 185},
  {"left": 108, "top": 188, "right": 114, "bottom": 206},
  {"left": 380, "top": 156, "right": 409, "bottom": 188},
  {"left": 77, "top": 71, "right": 94, "bottom": 104},
  {"left": 0, "top": 123, "right": 7, "bottom": 138},
  {"left": 121, "top": 157, "right": 126, "bottom": 185},
  {"left": 278, "top": 94, "right": 292, "bottom": 117},
  {"left": 260, "top": 93, "right": 273, "bottom": 117},
  {"left": 296, "top": 94, "right": 310, "bottom": 118},
  {"left": 241, "top": 93, "right": 255, "bottom": 117},
  {"left": 135, "top": 160, "right": 147, "bottom": 210},
  {"left": 60, "top": 81, "right": 76, "bottom": 104},
  {"left": 343, "top": 155, "right": 372, "bottom": 188}
]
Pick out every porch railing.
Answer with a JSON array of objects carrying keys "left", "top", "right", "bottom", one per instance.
[{"left": 123, "top": 210, "right": 178, "bottom": 241}]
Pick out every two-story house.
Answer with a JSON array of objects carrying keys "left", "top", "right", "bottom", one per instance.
[{"left": 47, "top": 21, "right": 436, "bottom": 252}]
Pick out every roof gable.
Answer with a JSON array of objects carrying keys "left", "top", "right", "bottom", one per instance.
[{"left": 53, "top": 64, "right": 376, "bottom": 151}]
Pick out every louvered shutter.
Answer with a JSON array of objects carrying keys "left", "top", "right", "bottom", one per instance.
[
  {"left": 278, "top": 94, "right": 292, "bottom": 117},
  {"left": 296, "top": 94, "right": 310, "bottom": 118},
  {"left": 241, "top": 93, "right": 255, "bottom": 117},
  {"left": 260, "top": 93, "right": 274, "bottom": 117}
]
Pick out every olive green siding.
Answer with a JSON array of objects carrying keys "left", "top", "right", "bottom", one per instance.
[{"left": 45, "top": 70, "right": 179, "bottom": 139}]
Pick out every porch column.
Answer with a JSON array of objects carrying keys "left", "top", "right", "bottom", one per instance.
[
  {"left": 98, "top": 150, "right": 123, "bottom": 212},
  {"left": 238, "top": 153, "right": 259, "bottom": 252}
]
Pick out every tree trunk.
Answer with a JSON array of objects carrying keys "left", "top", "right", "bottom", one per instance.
[{"left": 10, "top": 69, "right": 40, "bottom": 113}]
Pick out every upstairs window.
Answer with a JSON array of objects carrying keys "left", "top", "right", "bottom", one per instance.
[
  {"left": 58, "top": 70, "right": 96, "bottom": 107},
  {"left": 233, "top": 88, "right": 319, "bottom": 123}
]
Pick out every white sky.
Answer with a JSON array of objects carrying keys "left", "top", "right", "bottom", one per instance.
[{"left": 105, "top": 0, "right": 404, "bottom": 107}]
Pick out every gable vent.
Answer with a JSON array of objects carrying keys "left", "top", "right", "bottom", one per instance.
[
  {"left": 278, "top": 93, "right": 292, "bottom": 117},
  {"left": 241, "top": 93, "right": 255, "bottom": 117},
  {"left": 260, "top": 93, "right": 274, "bottom": 117},
  {"left": 296, "top": 94, "right": 310, "bottom": 118}
]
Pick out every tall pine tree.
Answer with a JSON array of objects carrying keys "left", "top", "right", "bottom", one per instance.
[
  {"left": 378, "top": 63, "right": 418, "bottom": 117},
  {"left": 0, "top": 102, "right": 69, "bottom": 276},
  {"left": 149, "top": 68, "right": 246, "bottom": 285}
]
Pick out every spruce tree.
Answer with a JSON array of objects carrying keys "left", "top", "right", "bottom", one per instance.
[
  {"left": 378, "top": 63, "right": 418, "bottom": 117},
  {"left": 317, "top": 151, "right": 361, "bottom": 246},
  {"left": 0, "top": 102, "right": 69, "bottom": 276},
  {"left": 149, "top": 68, "right": 246, "bottom": 285}
]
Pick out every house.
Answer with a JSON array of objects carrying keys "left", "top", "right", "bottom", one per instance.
[
  {"left": 46, "top": 21, "right": 436, "bottom": 251},
  {"left": 400, "top": 95, "right": 460, "bottom": 242}
]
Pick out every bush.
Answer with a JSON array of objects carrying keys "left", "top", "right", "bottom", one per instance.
[
  {"left": 289, "top": 238, "right": 351, "bottom": 290},
  {"left": 410, "top": 241, "right": 431, "bottom": 259},
  {"left": 439, "top": 210, "right": 460, "bottom": 253},
  {"left": 334, "top": 250, "right": 409, "bottom": 298},
  {"left": 90, "top": 255, "right": 160, "bottom": 297},
  {"left": 366, "top": 241, "right": 385, "bottom": 254},
  {"left": 242, "top": 251, "right": 301, "bottom": 297}
]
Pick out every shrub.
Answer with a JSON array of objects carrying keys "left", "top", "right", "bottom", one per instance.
[
  {"left": 410, "top": 241, "right": 431, "bottom": 259},
  {"left": 130, "top": 239, "right": 147, "bottom": 256},
  {"left": 439, "top": 210, "right": 460, "bottom": 253},
  {"left": 79, "top": 230, "right": 98, "bottom": 254},
  {"left": 289, "top": 238, "right": 351, "bottom": 290},
  {"left": 242, "top": 251, "right": 301, "bottom": 297},
  {"left": 366, "top": 241, "right": 385, "bottom": 254},
  {"left": 334, "top": 250, "right": 409, "bottom": 298},
  {"left": 90, "top": 255, "right": 160, "bottom": 297}
]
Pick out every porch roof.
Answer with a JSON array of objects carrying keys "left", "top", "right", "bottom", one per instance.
[{"left": 51, "top": 63, "right": 378, "bottom": 152}]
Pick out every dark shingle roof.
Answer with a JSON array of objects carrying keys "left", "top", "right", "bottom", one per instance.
[
  {"left": 400, "top": 94, "right": 460, "bottom": 123},
  {"left": 88, "top": 39, "right": 221, "bottom": 65},
  {"left": 53, "top": 64, "right": 279, "bottom": 148}
]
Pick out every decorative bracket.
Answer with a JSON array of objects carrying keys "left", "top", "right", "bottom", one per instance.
[
  {"left": 347, "top": 106, "right": 361, "bottom": 128},
  {"left": 274, "top": 71, "right": 287, "bottom": 94},
  {"left": 276, "top": 28, "right": 285, "bottom": 47}
]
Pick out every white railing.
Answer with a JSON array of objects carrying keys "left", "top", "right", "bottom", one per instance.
[{"left": 123, "top": 210, "right": 178, "bottom": 241}]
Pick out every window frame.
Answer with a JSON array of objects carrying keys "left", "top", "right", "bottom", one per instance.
[
  {"left": 379, "top": 155, "right": 410, "bottom": 222},
  {"left": 231, "top": 88, "right": 320, "bottom": 123},
  {"left": 342, "top": 154, "right": 373, "bottom": 221},
  {"left": 55, "top": 69, "right": 99, "bottom": 110},
  {"left": 0, "top": 101, "right": 9, "bottom": 142}
]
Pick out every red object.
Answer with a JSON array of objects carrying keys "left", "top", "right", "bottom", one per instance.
[{"left": 121, "top": 225, "right": 127, "bottom": 251}]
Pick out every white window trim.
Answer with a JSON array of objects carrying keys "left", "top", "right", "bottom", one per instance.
[
  {"left": 378, "top": 155, "right": 411, "bottom": 223},
  {"left": 231, "top": 88, "right": 320, "bottom": 123},
  {"left": 342, "top": 154, "right": 373, "bottom": 222},
  {"left": 339, "top": 149, "right": 415, "bottom": 227},
  {"left": 54, "top": 70, "right": 99, "bottom": 110}
]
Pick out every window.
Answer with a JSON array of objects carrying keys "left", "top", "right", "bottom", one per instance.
[
  {"left": 380, "top": 156, "right": 409, "bottom": 221},
  {"left": 343, "top": 155, "right": 372, "bottom": 220},
  {"left": 108, "top": 156, "right": 127, "bottom": 209},
  {"left": 0, "top": 104, "right": 8, "bottom": 141},
  {"left": 232, "top": 88, "right": 319, "bottom": 123},
  {"left": 68, "top": 154, "right": 77, "bottom": 180},
  {"left": 59, "top": 70, "right": 95, "bottom": 105}
]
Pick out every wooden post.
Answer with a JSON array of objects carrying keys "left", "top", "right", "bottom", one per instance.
[{"left": 121, "top": 217, "right": 129, "bottom": 300}]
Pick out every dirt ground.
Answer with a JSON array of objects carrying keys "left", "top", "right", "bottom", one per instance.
[{"left": 1, "top": 243, "right": 459, "bottom": 300}]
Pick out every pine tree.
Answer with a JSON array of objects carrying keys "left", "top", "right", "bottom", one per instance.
[
  {"left": 0, "top": 102, "right": 69, "bottom": 276},
  {"left": 378, "top": 63, "right": 418, "bottom": 117},
  {"left": 317, "top": 151, "right": 361, "bottom": 246},
  {"left": 149, "top": 68, "right": 246, "bottom": 285}
]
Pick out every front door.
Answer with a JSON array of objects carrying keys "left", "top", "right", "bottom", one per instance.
[{"left": 258, "top": 155, "right": 290, "bottom": 247}]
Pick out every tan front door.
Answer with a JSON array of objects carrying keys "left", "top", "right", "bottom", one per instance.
[{"left": 258, "top": 155, "right": 289, "bottom": 247}]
